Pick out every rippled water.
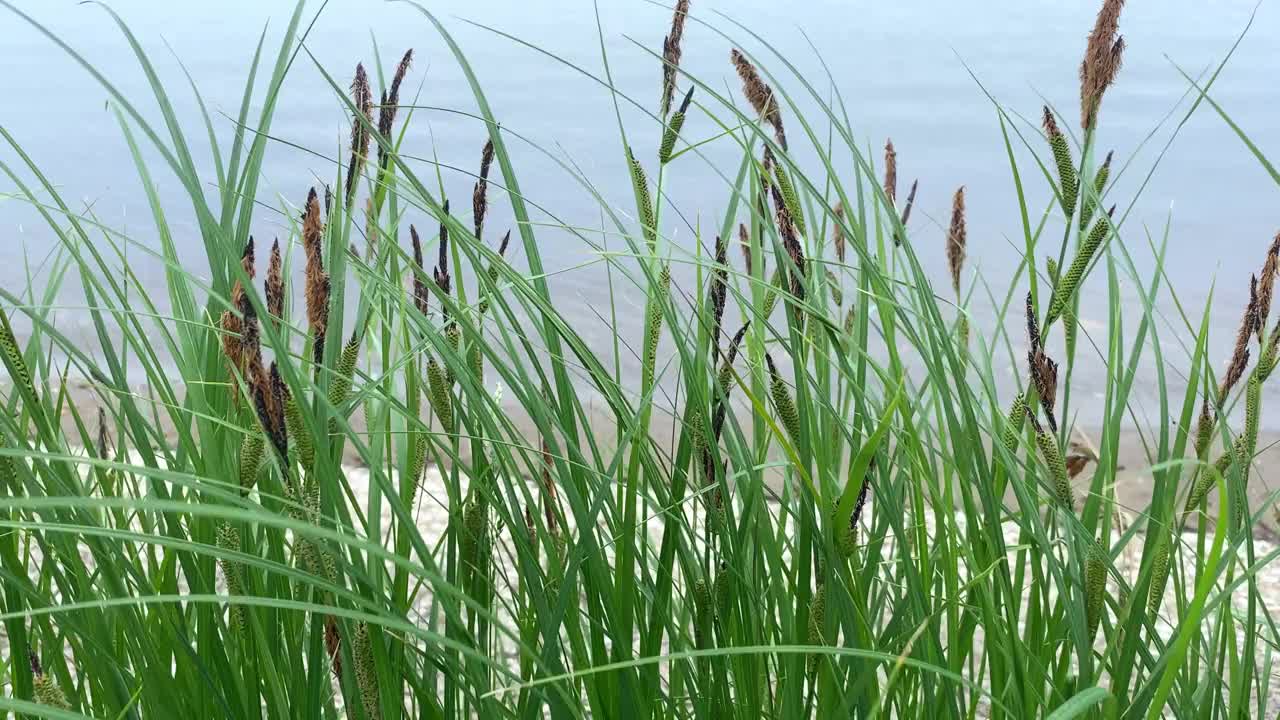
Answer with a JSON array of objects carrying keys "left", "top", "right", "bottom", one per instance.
[{"left": 3, "top": 0, "right": 1279, "bottom": 424}]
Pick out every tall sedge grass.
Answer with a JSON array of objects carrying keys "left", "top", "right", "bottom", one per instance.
[{"left": 0, "top": 0, "right": 1277, "bottom": 718}]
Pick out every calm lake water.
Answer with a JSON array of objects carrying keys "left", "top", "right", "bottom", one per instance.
[{"left": 3, "top": 0, "right": 1280, "bottom": 426}]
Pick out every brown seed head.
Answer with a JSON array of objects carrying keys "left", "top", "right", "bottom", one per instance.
[
  {"left": 833, "top": 201, "right": 846, "bottom": 263},
  {"left": 738, "top": 222, "right": 754, "bottom": 276},
  {"left": 1256, "top": 231, "right": 1280, "bottom": 342},
  {"left": 265, "top": 239, "right": 284, "bottom": 330},
  {"left": 1079, "top": 0, "right": 1127, "bottom": 130},
  {"left": 1026, "top": 294, "right": 1059, "bottom": 432},
  {"left": 946, "top": 187, "right": 967, "bottom": 295},
  {"left": 498, "top": 229, "right": 511, "bottom": 258},
  {"left": 883, "top": 139, "right": 897, "bottom": 207},
  {"left": 730, "top": 48, "right": 787, "bottom": 150},
  {"left": 302, "top": 188, "right": 331, "bottom": 365},
  {"left": 661, "top": 0, "right": 692, "bottom": 116},
  {"left": 709, "top": 234, "right": 728, "bottom": 357},
  {"left": 325, "top": 615, "right": 343, "bottom": 680}
]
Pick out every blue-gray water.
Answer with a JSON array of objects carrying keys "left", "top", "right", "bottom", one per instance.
[{"left": 3, "top": 0, "right": 1279, "bottom": 426}]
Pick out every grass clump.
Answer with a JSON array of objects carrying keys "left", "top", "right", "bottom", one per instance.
[{"left": 1, "top": 0, "right": 1279, "bottom": 718}]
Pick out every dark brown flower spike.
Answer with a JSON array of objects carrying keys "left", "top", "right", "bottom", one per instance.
[
  {"left": 731, "top": 48, "right": 787, "bottom": 150},
  {"left": 709, "top": 233, "right": 729, "bottom": 358},
  {"left": 410, "top": 224, "right": 429, "bottom": 316},
  {"left": 896, "top": 179, "right": 918, "bottom": 246},
  {"left": 1219, "top": 274, "right": 1258, "bottom": 400},
  {"left": 660, "top": 0, "right": 692, "bottom": 117},
  {"left": 771, "top": 184, "right": 805, "bottom": 300},
  {"left": 1079, "top": 0, "right": 1126, "bottom": 130},
  {"left": 833, "top": 201, "right": 846, "bottom": 263},
  {"left": 345, "top": 63, "right": 374, "bottom": 208},
  {"left": 302, "top": 188, "right": 331, "bottom": 365},
  {"left": 434, "top": 200, "right": 452, "bottom": 322},
  {"left": 738, "top": 222, "right": 755, "bottom": 276},
  {"left": 1026, "top": 292, "right": 1059, "bottom": 432},
  {"left": 498, "top": 229, "right": 511, "bottom": 257},
  {"left": 376, "top": 49, "right": 414, "bottom": 172},
  {"left": 883, "top": 139, "right": 897, "bottom": 208},
  {"left": 473, "top": 139, "right": 495, "bottom": 241},
  {"left": 946, "top": 187, "right": 966, "bottom": 295},
  {"left": 1256, "top": 232, "right": 1280, "bottom": 343}
]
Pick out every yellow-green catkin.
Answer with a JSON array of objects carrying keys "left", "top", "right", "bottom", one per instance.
[
  {"left": 33, "top": 670, "right": 70, "bottom": 710},
  {"left": 658, "top": 88, "right": 693, "bottom": 165},
  {"left": 627, "top": 146, "right": 657, "bottom": 251},
  {"left": 1147, "top": 537, "right": 1170, "bottom": 615},
  {"left": 1002, "top": 393, "right": 1027, "bottom": 453},
  {"left": 216, "top": 522, "right": 246, "bottom": 630},
  {"left": 0, "top": 307, "right": 34, "bottom": 401},
  {"left": 469, "top": 341, "right": 484, "bottom": 382},
  {"left": 426, "top": 357, "right": 454, "bottom": 430},
  {"left": 693, "top": 577, "right": 713, "bottom": 647},
  {"left": 641, "top": 264, "right": 670, "bottom": 391},
  {"left": 1244, "top": 374, "right": 1262, "bottom": 471},
  {"left": 1048, "top": 212, "right": 1111, "bottom": 326},
  {"left": 353, "top": 622, "right": 381, "bottom": 720},
  {"left": 714, "top": 562, "right": 732, "bottom": 620},
  {"left": 772, "top": 161, "right": 806, "bottom": 236},
  {"left": 837, "top": 508, "right": 858, "bottom": 558},
  {"left": 461, "top": 498, "right": 489, "bottom": 595},
  {"left": 284, "top": 394, "right": 314, "bottom": 471},
  {"left": 762, "top": 266, "right": 783, "bottom": 319},
  {"left": 1079, "top": 153, "right": 1112, "bottom": 232},
  {"left": 328, "top": 333, "right": 361, "bottom": 409},
  {"left": 1036, "top": 430, "right": 1074, "bottom": 511},
  {"left": 766, "top": 355, "right": 801, "bottom": 442},
  {"left": 1085, "top": 543, "right": 1107, "bottom": 640},
  {"left": 443, "top": 324, "right": 462, "bottom": 385},
  {"left": 239, "top": 433, "right": 264, "bottom": 493},
  {"left": 1047, "top": 131, "right": 1077, "bottom": 217},
  {"left": 806, "top": 584, "right": 827, "bottom": 674},
  {"left": 407, "top": 432, "right": 428, "bottom": 503}
]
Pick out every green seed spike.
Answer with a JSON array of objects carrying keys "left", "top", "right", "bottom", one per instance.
[
  {"left": 461, "top": 498, "right": 489, "bottom": 595},
  {"left": 1043, "top": 107, "right": 1077, "bottom": 217},
  {"left": 1079, "top": 151, "right": 1113, "bottom": 232},
  {"left": 825, "top": 269, "right": 843, "bottom": 307},
  {"left": 33, "top": 672, "right": 70, "bottom": 710},
  {"left": 1036, "top": 429, "right": 1074, "bottom": 511},
  {"left": 0, "top": 306, "right": 34, "bottom": 403},
  {"left": 806, "top": 584, "right": 827, "bottom": 674},
  {"left": 1244, "top": 373, "right": 1261, "bottom": 470},
  {"left": 239, "top": 433, "right": 264, "bottom": 493},
  {"left": 407, "top": 433, "right": 427, "bottom": 506},
  {"left": 1048, "top": 206, "right": 1114, "bottom": 327},
  {"left": 713, "top": 562, "right": 732, "bottom": 620},
  {"left": 641, "top": 264, "right": 670, "bottom": 391},
  {"left": 284, "top": 394, "right": 314, "bottom": 471},
  {"left": 1085, "top": 543, "right": 1107, "bottom": 640},
  {"left": 426, "top": 356, "right": 454, "bottom": 430},
  {"left": 765, "top": 354, "right": 801, "bottom": 442},
  {"left": 627, "top": 146, "right": 657, "bottom": 252},
  {"left": 1001, "top": 393, "right": 1027, "bottom": 453},
  {"left": 659, "top": 87, "right": 694, "bottom": 165},
  {"left": 762, "top": 266, "right": 784, "bottom": 320},
  {"left": 772, "top": 160, "right": 806, "bottom": 236},
  {"left": 1193, "top": 400, "right": 1214, "bottom": 459},
  {"left": 352, "top": 622, "right": 381, "bottom": 720},
  {"left": 328, "top": 332, "right": 361, "bottom": 409},
  {"left": 443, "top": 323, "right": 462, "bottom": 386},
  {"left": 1147, "top": 537, "right": 1170, "bottom": 615},
  {"left": 216, "top": 522, "right": 245, "bottom": 631}
]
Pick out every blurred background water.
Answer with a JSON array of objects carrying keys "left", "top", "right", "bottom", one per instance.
[{"left": 2, "top": 0, "right": 1278, "bottom": 426}]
